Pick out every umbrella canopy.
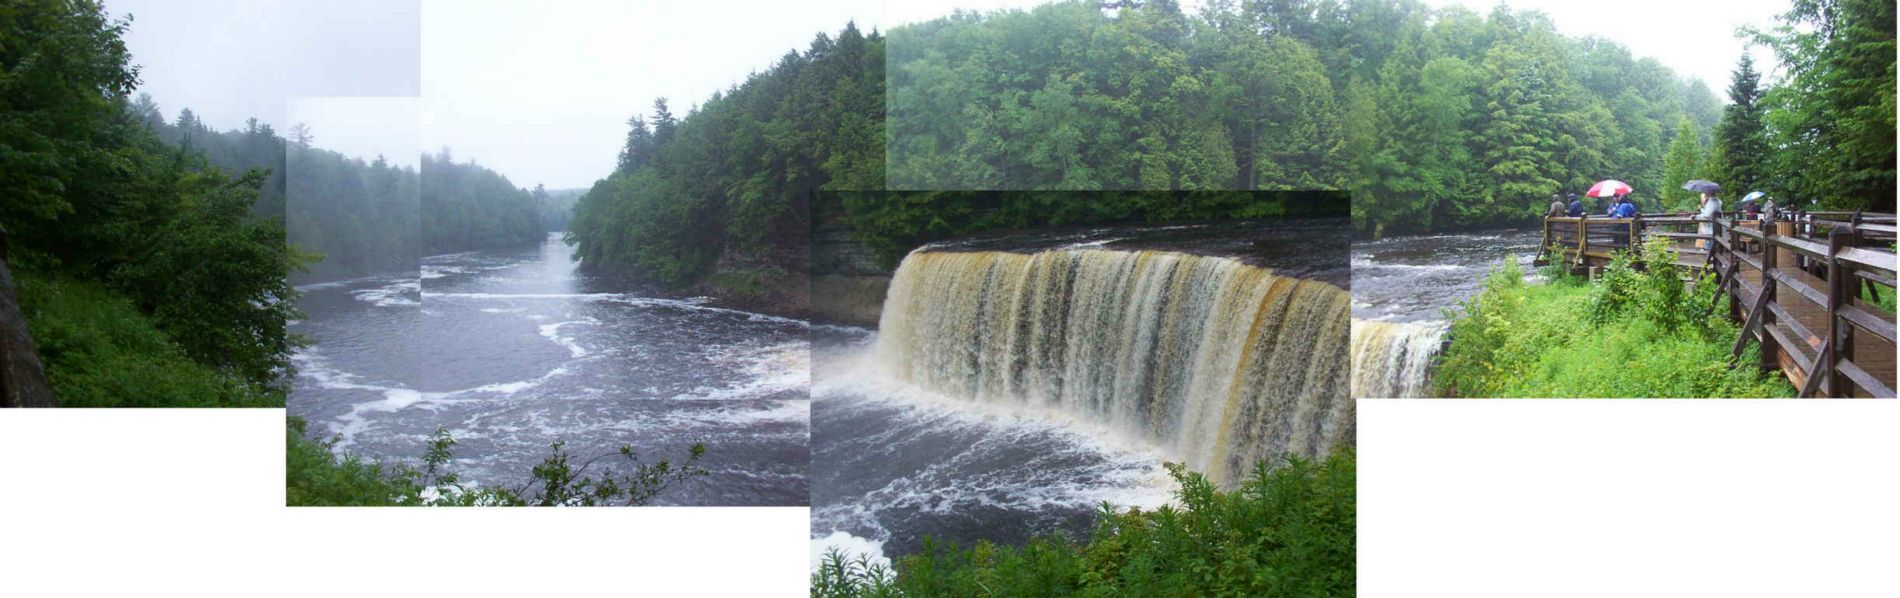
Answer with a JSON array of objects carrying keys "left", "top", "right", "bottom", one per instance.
[
  {"left": 1586, "top": 180, "right": 1633, "bottom": 197},
  {"left": 1682, "top": 179, "right": 1722, "bottom": 194},
  {"left": 1742, "top": 191, "right": 1767, "bottom": 202}
]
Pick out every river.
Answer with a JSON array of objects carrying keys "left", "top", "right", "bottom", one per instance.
[
  {"left": 289, "top": 233, "right": 810, "bottom": 506},
  {"left": 1349, "top": 228, "right": 1541, "bottom": 398},
  {"left": 810, "top": 220, "right": 1351, "bottom": 569}
]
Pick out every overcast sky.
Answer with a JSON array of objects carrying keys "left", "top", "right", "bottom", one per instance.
[
  {"left": 108, "top": 0, "right": 1790, "bottom": 191},
  {"left": 1418, "top": 0, "right": 1788, "bottom": 91}
]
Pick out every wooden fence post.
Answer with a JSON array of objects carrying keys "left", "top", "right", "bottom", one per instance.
[
  {"left": 1759, "top": 222, "right": 1780, "bottom": 375},
  {"left": 1825, "top": 226, "right": 1849, "bottom": 397}
]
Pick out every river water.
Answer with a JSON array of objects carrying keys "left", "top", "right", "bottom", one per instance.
[
  {"left": 811, "top": 220, "right": 1351, "bottom": 569},
  {"left": 1350, "top": 228, "right": 1542, "bottom": 323},
  {"left": 1348, "top": 228, "right": 1541, "bottom": 398},
  {"left": 289, "top": 233, "right": 810, "bottom": 506}
]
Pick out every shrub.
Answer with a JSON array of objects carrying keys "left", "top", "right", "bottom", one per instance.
[
  {"left": 1436, "top": 245, "right": 1793, "bottom": 398},
  {"left": 285, "top": 417, "right": 708, "bottom": 506},
  {"left": 17, "top": 273, "right": 279, "bottom": 407},
  {"left": 811, "top": 450, "right": 1355, "bottom": 597}
]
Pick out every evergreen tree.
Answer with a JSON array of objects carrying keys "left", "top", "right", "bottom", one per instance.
[{"left": 1713, "top": 53, "right": 1767, "bottom": 195}]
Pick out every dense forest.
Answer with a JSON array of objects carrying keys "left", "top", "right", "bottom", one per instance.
[
  {"left": 132, "top": 101, "right": 547, "bottom": 279},
  {"left": 565, "top": 20, "right": 1330, "bottom": 294},
  {"left": 885, "top": 0, "right": 1891, "bottom": 236},
  {"left": 566, "top": 23, "right": 885, "bottom": 289},
  {"left": 2, "top": 0, "right": 296, "bottom": 406}
]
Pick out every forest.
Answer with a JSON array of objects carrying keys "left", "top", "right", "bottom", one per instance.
[
  {"left": 135, "top": 102, "right": 548, "bottom": 280},
  {"left": 565, "top": 23, "right": 882, "bottom": 290},
  {"left": 2, "top": 0, "right": 295, "bottom": 406},
  {"left": 1, "top": 0, "right": 552, "bottom": 406},
  {"left": 565, "top": 19, "right": 1336, "bottom": 292},
  {"left": 885, "top": 0, "right": 1891, "bottom": 236}
]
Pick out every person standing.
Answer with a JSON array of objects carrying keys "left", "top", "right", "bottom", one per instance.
[
  {"left": 1566, "top": 193, "right": 1585, "bottom": 217},
  {"left": 1547, "top": 194, "right": 1567, "bottom": 218},
  {"left": 1696, "top": 192, "right": 1722, "bottom": 248}
]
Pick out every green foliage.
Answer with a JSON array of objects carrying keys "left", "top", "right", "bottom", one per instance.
[
  {"left": 568, "top": 23, "right": 883, "bottom": 288},
  {"left": 1659, "top": 118, "right": 1707, "bottom": 211},
  {"left": 286, "top": 417, "right": 709, "bottom": 507},
  {"left": 1748, "top": 0, "right": 1895, "bottom": 211},
  {"left": 3, "top": 0, "right": 301, "bottom": 405},
  {"left": 887, "top": 2, "right": 1345, "bottom": 192},
  {"left": 1435, "top": 250, "right": 1794, "bottom": 398},
  {"left": 1713, "top": 54, "right": 1768, "bottom": 196},
  {"left": 421, "top": 150, "right": 546, "bottom": 255},
  {"left": 16, "top": 273, "right": 279, "bottom": 407},
  {"left": 812, "top": 450, "right": 1355, "bottom": 597}
]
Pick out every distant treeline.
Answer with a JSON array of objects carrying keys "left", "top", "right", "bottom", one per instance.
[
  {"left": 536, "top": 186, "right": 584, "bottom": 232},
  {"left": 135, "top": 101, "right": 550, "bottom": 278}
]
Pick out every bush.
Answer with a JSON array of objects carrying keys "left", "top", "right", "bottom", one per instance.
[
  {"left": 285, "top": 417, "right": 708, "bottom": 506},
  {"left": 17, "top": 273, "right": 279, "bottom": 407},
  {"left": 1435, "top": 243, "right": 1793, "bottom": 398},
  {"left": 812, "top": 450, "right": 1355, "bottom": 597}
]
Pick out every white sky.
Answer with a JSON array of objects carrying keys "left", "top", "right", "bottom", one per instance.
[
  {"left": 1418, "top": 0, "right": 1788, "bottom": 90},
  {"left": 107, "top": 0, "right": 1789, "bottom": 191},
  {"left": 420, "top": 0, "right": 885, "bottom": 190},
  {"left": 287, "top": 97, "right": 421, "bottom": 170},
  {"left": 106, "top": 0, "right": 420, "bottom": 131}
]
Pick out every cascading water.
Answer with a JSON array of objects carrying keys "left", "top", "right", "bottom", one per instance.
[
  {"left": 1349, "top": 319, "right": 1447, "bottom": 399},
  {"left": 871, "top": 248, "right": 1351, "bottom": 485}
]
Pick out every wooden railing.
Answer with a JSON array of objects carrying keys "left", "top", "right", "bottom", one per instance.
[{"left": 1536, "top": 210, "right": 1898, "bottom": 398}]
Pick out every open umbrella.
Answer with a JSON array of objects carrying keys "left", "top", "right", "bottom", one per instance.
[
  {"left": 1682, "top": 179, "right": 1721, "bottom": 194},
  {"left": 1742, "top": 191, "right": 1766, "bottom": 202},
  {"left": 1586, "top": 179, "right": 1633, "bottom": 197}
]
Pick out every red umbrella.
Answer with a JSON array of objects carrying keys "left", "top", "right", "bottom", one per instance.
[{"left": 1586, "top": 180, "right": 1633, "bottom": 198}]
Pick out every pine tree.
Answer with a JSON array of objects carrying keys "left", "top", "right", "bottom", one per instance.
[{"left": 1713, "top": 53, "right": 1767, "bottom": 195}]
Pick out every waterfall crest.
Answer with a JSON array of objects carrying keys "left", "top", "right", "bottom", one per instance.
[
  {"left": 1349, "top": 320, "right": 1447, "bottom": 399},
  {"left": 873, "top": 248, "right": 1351, "bottom": 485}
]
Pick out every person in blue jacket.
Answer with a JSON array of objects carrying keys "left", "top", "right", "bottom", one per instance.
[
  {"left": 1615, "top": 196, "right": 1638, "bottom": 218},
  {"left": 1566, "top": 193, "right": 1585, "bottom": 217}
]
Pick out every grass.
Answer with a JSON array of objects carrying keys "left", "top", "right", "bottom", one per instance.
[
  {"left": 16, "top": 273, "right": 280, "bottom": 407},
  {"left": 812, "top": 450, "right": 1355, "bottom": 597},
  {"left": 1434, "top": 241, "right": 1795, "bottom": 398}
]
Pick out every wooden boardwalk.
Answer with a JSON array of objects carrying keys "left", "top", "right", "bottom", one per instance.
[{"left": 1535, "top": 211, "right": 1898, "bottom": 398}]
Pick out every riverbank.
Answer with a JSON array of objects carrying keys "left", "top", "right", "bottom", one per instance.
[{"left": 1433, "top": 250, "right": 1794, "bottom": 398}]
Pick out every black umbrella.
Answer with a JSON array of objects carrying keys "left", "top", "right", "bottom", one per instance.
[{"left": 1682, "top": 179, "right": 1721, "bottom": 194}]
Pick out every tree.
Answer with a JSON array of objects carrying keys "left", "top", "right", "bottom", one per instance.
[
  {"left": 1477, "top": 41, "right": 1560, "bottom": 219},
  {"left": 1713, "top": 53, "right": 1767, "bottom": 196},
  {"left": 1660, "top": 117, "right": 1705, "bottom": 211},
  {"left": 288, "top": 122, "right": 314, "bottom": 148},
  {"left": 1751, "top": 0, "right": 1896, "bottom": 209}
]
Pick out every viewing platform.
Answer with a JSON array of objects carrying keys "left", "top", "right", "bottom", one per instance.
[{"left": 1534, "top": 210, "right": 1898, "bottom": 398}]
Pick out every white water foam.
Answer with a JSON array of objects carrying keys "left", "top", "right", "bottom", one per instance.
[
  {"left": 351, "top": 280, "right": 421, "bottom": 307},
  {"left": 537, "top": 319, "right": 597, "bottom": 358}
]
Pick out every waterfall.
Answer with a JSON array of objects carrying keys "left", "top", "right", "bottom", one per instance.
[
  {"left": 1349, "top": 320, "right": 1447, "bottom": 399},
  {"left": 872, "top": 248, "right": 1351, "bottom": 486}
]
